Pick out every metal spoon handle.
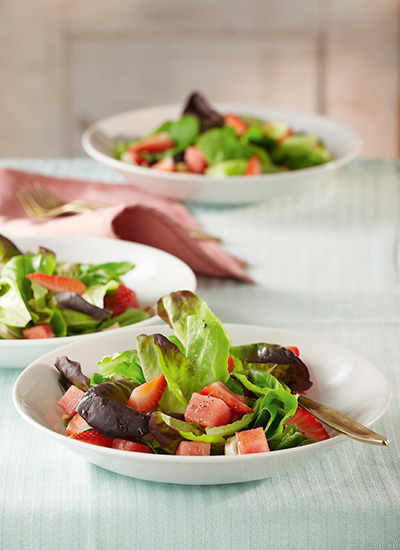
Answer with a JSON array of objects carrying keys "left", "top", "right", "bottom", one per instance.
[{"left": 298, "top": 395, "right": 389, "bottom": 446}]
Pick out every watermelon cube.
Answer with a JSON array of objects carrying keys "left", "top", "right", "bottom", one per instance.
[
  {"left": 176, "top": 441, "right": 211, "bottom": 456},
  {"left": 184, "top": 393, "right": 232, "bottom": 429},
  {"left": 65, "top": 413, "right": 90, "bottom": 436},
  {"left": 111, "top": 439, "right": 152, "bottom": 453},
  {"left": 236, "top": 427, "right": 270, "bottom": 455},
  {"left": 57, "top": 385, "right": 85, "bottom": 416}
]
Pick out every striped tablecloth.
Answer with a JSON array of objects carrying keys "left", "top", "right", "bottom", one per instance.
[{"left": 0, "top": 158, "right": 399, "bottom": 550}]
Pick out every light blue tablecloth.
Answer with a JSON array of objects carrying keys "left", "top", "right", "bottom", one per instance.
[{"left": 0, "top": 158, "right": 399, "bottom": 550}]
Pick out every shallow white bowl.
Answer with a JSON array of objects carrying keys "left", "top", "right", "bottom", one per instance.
[
  {"left": 1, "top": 236, "right": 196, "bottom": 369},
  {"left": 13, "top": 323, "right": 391, "bottom": 485},
  {"left": 82, "top": 103, "right": 362, "bottom": 204}
]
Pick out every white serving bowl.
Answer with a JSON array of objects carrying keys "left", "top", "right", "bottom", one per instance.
[
  {"left": 13, "top": 323, "right": 391, "bottom": 485},
  {"left": 1, "top": 236, "right": 196, "bottom": 369},
  {"left": 82, "top": 103, "right": 362, "bottom": 204}
]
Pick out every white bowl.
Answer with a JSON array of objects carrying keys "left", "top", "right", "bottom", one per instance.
[
  {"left": 82, "top": 103, "right": 362, "bottom": 204},
  {"left": 1, "top": 236, "right": 196, "bottom": 369},
  {"left": 13, "top": 323, "right": 391, "bottom": 485}
]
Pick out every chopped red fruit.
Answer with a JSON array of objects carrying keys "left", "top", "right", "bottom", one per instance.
[
  {"left": 127, "top": 373, "right": 167, "bottom": 413},
  {"left": 111, "top": 439, "right": 152, "bottom": 453},
  {"left": 131, "top": 132, "right": 175, "bottom": 153},
  {"left": 227, "top": 355, "right": 235, "bottom": 373},
  {"left": 286, "top": 346, "right": 300, "bottom": 357},
  {"left": 26, "top": 273, "right": 86, "bottom": 295},
  {"left": 245, "top": 154, "right": 262, "bottom": 176},
  {"left": 236, "top": 427, "right": 270, "bottom": 454},
  {"left": 224, "top": 113, "right": 248, "bottom": 136},
  {"left": 200, "top": 381, "right": 252, "bottom": 414},
  {"left": 65, "top": 413, "right": 90, "bottom": 436},
  {"left": 22, "top": 324, "right": 55, "bottom": 339},
  {"left": 123, "top": 148, "right": 149, "bottom": 166},
  {"left": 184, "top": 146, "right": 208, "bottom": 174},
  {"left": 57, "top": 385, "right": 85, "bottom": 416},
  {"left": 151, "top": 156, "right": 175, "bottom": 172},
  {"left": 70, "top": 429, "right": 113, "bottom": 447},
  {"left": 176, "top": 441, "right": 211, "bottom": 456},
  {"left": 104, "top": 284, "right": 140, "bottom": 317},
  {"left": 184, "top": 393, "right": 232, "bottom": 429},
  {"left": 286, "top": 407, "right": 330, "bottom": 441}
]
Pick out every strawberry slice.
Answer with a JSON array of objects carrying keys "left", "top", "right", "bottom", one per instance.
[
  {"left": 286, "top": 407, "right": 330, "bottom": 442},
  {"left": 286, "top": 346, "right": 300, "bottom": 357},
  {"left": 22, "top": 324, "right": 55, "bottom": 339},
  {"left": 184, "top": 146, "right": 208, "bottom": 174},
  {"left": 224, "top": 113, "right": 248, "bottom": 136},
  {"left": 127, "top": 373, "right": 167, "bottom": 413},
  {"left": 121, "top": 148, "right": 149, "bottom": 166},
  {"left": 131, "top": 132, "right": 175, "bottom": 153},
  {"left": 70, "top": 429, "right": 113, "bottom": 447},
  {"left": 151, "top": 156, "right": 175, "bottom": 172},
  {"left": 245, "top": 154, "right": 262, "bottom": 176},
  {"left": 26, "top": 273, "right": 86, "bottom": 295},
  {"left": 104, "top": 284, "right": 140, "bottom": 317},
  {"left": 200, "top": 381, "right": 252, "bottom": 414}
]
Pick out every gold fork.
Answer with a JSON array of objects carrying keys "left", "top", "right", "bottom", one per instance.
[{"left": 17, "top": 182, "right": 221, "bottom": 242}]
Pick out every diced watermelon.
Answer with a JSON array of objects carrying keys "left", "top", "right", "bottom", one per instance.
[
  {"left": 176, "top": 441, "right": 211, "bottom": 456},
  {"left": 236, "top": 427, "right": 270, "bottom": 454},
  {"left": 65, "top": 413, "right": 91, "bottom": 436},
  {"left": 111, "top": 439, "right": 152, "bottom": 453},
  {"left": 22, "top": 324, "right": 55, "bottom": 339},
  {"left": 224, "top": 113, "right": 248, "bottom": 136},
  {"left": 200, "top": 381, "right": 253, "bottom": 414},
  {"left": 127, "top": 373, "right": 167, "bottom": 413},
  {"left": 184, "top": 393, "right": 232, "bottom": 429},
  {"left": 130, "top": 132, "right": 175, "bottom": 153},
  {"left": 184, "top": 146, "right": 208, "bottom": 174},
  {"left": 286, "top": 407, "right": 330, "bottom": 442},
  {"left": 26, "top": 273, "right": 86, "bottom": 295},
  {"left": 57, "top": 385, "right": 85, "bottom": 416},
  {"left": 70, "top": 429, "right": 113, "bottom": 447},
  {"left": 104, "top": 284, "right": 140, "bottom": 317}
]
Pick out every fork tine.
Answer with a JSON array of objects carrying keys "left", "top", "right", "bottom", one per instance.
[{"left": 31, "top": 181, "right": 64, "bottom": 209}]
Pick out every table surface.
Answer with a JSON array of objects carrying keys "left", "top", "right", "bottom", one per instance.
[{"left": 1, "top": 158, "right": 399, "bottom": 550}]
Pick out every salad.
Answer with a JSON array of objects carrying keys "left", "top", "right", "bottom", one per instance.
[
  {"left": 54, "top": 290, "right": 330, "bottom": 456},
  {"left": 0, "top": 234, "right": 150, "bottom": 340},
  {"left": 113, "top": 91, "right": 333, "bottom": 177}
]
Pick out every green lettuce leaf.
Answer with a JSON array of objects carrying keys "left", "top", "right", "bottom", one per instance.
[
  {"left": 155, "top": 115, "right": 200, "bottom": 157},
  {"left": 97, "top": 349, "right": 145, "bottom": 384},
  {"left": 196, "top": 127, "right": 253, "bottom": 165},
  {"left": 0, "top": 234, "right": 22, "bottom": 264},
  {"left": 0, "top": 277, "right": 32, "bottom": 327},
  {"left": 75, "top": 262, "right": 135, "bottom": 286},
  {"left": 268, "top": 424, "right": 313, "bottom": 450}
]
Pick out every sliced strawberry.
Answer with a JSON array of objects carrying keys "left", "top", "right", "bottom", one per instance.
[
  {"left": 26, "top": 273, "right": 86, "bottom": 295},
  {"left": 57, "top": 385, "right": 85, "bottom": 416},
  {"left": 200, "top": 381, "right": 252, "bottom": 414},
  {"left": 22, "top": 324, "right": 55, "bottom": 339},
  {"left": 70, "top": 429, "right": 113, "bottom": 447},
  {"left": 127, "top": 373, "right": 167, "bottom": 413},
  {"left": 286, "top": 346, "right": 299, "bottom": 357},
  {"left": 227, "top": 355, "right": 235, "bottom": 374},
  {"left": 104, "top": 284, "right": 140, "bottom": 317},
  {"left": 111, "top": 439, "right": 152, "bottom": 453},
  {"left": 184, "top": 146, "right": 208, "bottom": 174},
  {"left": 151, "top": 156, "right": 175, "bottom": 172},
  {"left": 131, "top": 132, "right": 175, "bottom": 153},
  {"left": 286, "top": 407, "right": 330, "bottom": 442},
  {"left": 224, "top": 113, "right": 248, "bottom": 136},
  {"left": 236, "top": 427, "right": 270, "bottom": 454},
  {"left": 65, "top": 413, "right": 90, "bottom": 436},
  {"left": 245, "top": 154, "right": 262, "bottom": 176},
  {"left": 121, "top": 148, "right": 149, "bottom": 166}
]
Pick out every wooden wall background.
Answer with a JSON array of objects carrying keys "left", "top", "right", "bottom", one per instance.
[{"left": 1, "top": 0, "right": 399, "bottom": 158}]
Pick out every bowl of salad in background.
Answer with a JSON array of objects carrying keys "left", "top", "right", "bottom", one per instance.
[
  {"left": 13, "top": 291, "right": 391, "bottom": 485},
  {"left": 82, "top": 92, "right": 362, "bottom": 204},
  {"left": 0, "top": 236, "right": 196, "bottom": 368}
]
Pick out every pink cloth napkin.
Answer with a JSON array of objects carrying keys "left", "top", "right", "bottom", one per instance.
[{"left": 0, "top": 168, "right": 253, "bottom": 283}]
